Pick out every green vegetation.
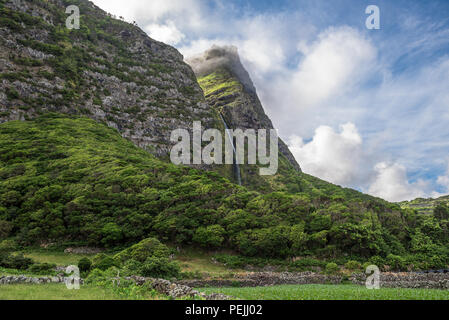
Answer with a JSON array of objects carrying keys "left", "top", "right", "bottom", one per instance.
[
  {"left": 199, "top": 284, "right": 449, "bottom": 300},
  {"left": 198, "top": 69, "right": 242, "bottom": 100},
  {"left": 23, "top": 250, "right": 94, "bottom": 266},
  {"left": 400, "top": 195, "right": 449, "bottom": 215},
  {"left": 0, "top": 283, "right": 166, "bottom": 300},
  {"left": 0, "top": 114, "right": 448, "bottom": 270},
  {"left": 77, "top": 257, "right": 92, "bottom": 273}
]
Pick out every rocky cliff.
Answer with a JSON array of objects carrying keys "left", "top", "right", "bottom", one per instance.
[
  {"left": 187, "top": 45, "right": 301, "bottom": 172},
  {"left": 0, "top": 0, "right": 219, "bottom": 157}
]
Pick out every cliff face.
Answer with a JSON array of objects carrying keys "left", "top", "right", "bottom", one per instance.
[
  {"left": 0, "top": 0, "right": 218, "bottom": 157},
  {"left": 187, "top": 46, "right": 301, "bottom": 173}
]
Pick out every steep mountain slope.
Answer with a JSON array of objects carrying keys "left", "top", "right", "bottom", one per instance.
[
  {"left": 188, "top": 46, "right": 300, "bottom": 172},
  {"left": 0, "top": 0, "right": 219, "bottom": 157}
]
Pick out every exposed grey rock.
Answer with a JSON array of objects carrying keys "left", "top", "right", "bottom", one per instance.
[{"left": 0, "top": 0, "right": 219, "bottom": 159}]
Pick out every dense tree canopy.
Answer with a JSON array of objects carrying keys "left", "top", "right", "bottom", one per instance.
[{"left": 0, "top": 115, "right": 448, "bottom": 269}]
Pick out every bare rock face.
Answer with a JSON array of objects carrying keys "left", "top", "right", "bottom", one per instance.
[
  {"left": 0, "top": 0, "right": 218, "bottom": 157},
  {"left": 187, "top": 46, "right": 301, "bottom": 174}
]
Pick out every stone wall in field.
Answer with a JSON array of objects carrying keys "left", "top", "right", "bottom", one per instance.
[
  {"left": 0, "top": 275, "right": 83, "bottom": 285},
  {"left": 350, "top": 272, "right": 449, "bottom": 289},
  {"left": 178, "top": 271, "right": 343, "bottom": 288}
]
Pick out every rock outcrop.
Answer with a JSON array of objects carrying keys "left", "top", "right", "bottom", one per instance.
[
  {"left": 187, "top": 45, "right": 301, "bottom": 173},
  {"left": 0, "top": 0, "right": 219, "bottom": 157}
]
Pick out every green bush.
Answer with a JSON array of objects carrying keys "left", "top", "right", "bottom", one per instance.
[
  {"left": 78, "top": 257, "right": 92, "bottom": 273},
  {"left": 369, "top": 256, "right": 385, "bottom": 270},
  {"left": 325, "top": 262, "right": 339, "bottom": 274},
  {"left": 139, "top": 257, "right": 180, "bottom": 279},
  {"left": 193, "top": 225, "right": 225, "bottom": 248},
  {"left": 0, "top": 239, "right": 16, "bottom": 253},
  {"left": 122, "top": 257, "right": 180, "bottom": 279},
  {"left": 386, "top": 254, "right": 407, "bottom": 271},
  {"left": 28, "top": 263, "right": 56, "bottom": 275},
  {"left": 92, "top": 253, "right": 118, "bottom": 271},
  {"left": 0, "top": 220, "right": 12, "bottom": 239},
  {"left": 291, "top": 258, "right": 326, "bottom": 271},
  {"left": 344, "top": 260, "right": 362, "bottom": 271},
  {"left": 114, "top": 238, "right": 171, "bottom": 265},
  {"left": 0, "top": 253, "right": 33, "bottom": 270},
  {"left": 6, "top": 88, "right": 19, "bottom": 100}
]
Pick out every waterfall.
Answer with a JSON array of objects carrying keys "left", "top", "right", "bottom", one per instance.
[{"left": 220, "top": 114, "right": 242, "bottom": 186}]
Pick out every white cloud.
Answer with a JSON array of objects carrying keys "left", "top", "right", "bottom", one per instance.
[
  {"left": 437, "top": 163, "right": 449, "bottom": 193},
  {"left": 290, "top": 27, "right": 377, "bottom": 108},
  {"left": 288, "top": 122, "right": 365, "bottom": 186},
  {"left": 92, "top": 0, "right": 202, "bottom": 23},
  {"left": 288, "top": 122, "right": 443, "bottom": 202},
  {"left": 144, "top": 21, "right": 185, "bottom": 45},
  {"left": 368, "top": 162, "right": 432, "bottom": 202}
]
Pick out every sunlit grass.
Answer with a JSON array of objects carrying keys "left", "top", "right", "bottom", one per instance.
[
  {"left": 0, "top": 283, "right": 129, "bottom": 300},
  {"left": 23, "top": 250, "right": 95, "bottom": 266},
  {"left": 176, "top": 248, "right": 245, "bottom": 278}
]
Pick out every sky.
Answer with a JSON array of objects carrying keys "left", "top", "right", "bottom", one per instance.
[{"left": 91, "top": 0, "right": 449, "bottom": 202}]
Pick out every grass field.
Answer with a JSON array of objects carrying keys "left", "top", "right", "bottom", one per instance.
[
  {"left": 23, "top": 250, "right": 96, "bottom": 266},
  {"left": 199, "top": 284, "right": 449, "bottom": 300},
  {"left": 0, "top": 283, "right": 143, "bottom": 300},
  {"left": 176, "top": 248, "right": 245, "bottom": 278}
]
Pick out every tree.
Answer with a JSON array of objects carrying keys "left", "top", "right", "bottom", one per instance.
[
  {"left": 434, "top": 203, "right": 449, "bottom": 220},
  {"left": 193, "top": 225, "right": 225, "bottom": 248},
  {"left": 0, "top": 220, "right": 12, "bottom": 239}
]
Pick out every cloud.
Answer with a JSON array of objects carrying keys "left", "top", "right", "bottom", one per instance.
[
  {"left": 144, "top": 21, "right": 185, "bottom": 45},
  {"left": 288, "top": 122, "right": 443, "bottom": 202},
  {"left": 368, "top": 162, "right": 432, "bottom": 202},
  {"left": 437, "top": 164, "right": 449, "bottom": 193},
  {"left": 288, "top": 123, "right": 365, "bottom": 186},
  {"left": 290, "top": 27, "right": 377, "bottom": 108}
]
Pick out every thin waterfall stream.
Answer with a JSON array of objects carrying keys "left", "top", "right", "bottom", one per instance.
[{"left": 220, "top": 114, "right": 242, "bottom": 185}]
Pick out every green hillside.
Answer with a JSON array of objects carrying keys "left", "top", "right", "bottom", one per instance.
[
  {"left": 400, "top": 195, "right": 449, "bottom": 215},
  {"left": 1, "top": 115, "right": 448, "bottom": 270}
]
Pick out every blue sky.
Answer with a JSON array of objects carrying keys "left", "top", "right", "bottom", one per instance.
[{"left": 91, "top": 0, "right": 449, "bottom": 201}]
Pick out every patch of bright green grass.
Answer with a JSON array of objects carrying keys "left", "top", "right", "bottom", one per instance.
[
  {"left": 198, "top": 284, "right": 449, "bottom": 300},
  {"left": 0, "top": 283, "right": 134, "bottom": 300},
  {"left": 23, "top": 250, "right": 96, "bottom": 266},
  {"left": 176, "top": 248, "right": 245, "bottom": 278},
  {"left": 198, "top": 69, "right": 242, "bottom": 98}
]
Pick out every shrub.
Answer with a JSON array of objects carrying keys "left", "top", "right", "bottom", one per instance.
[
  {"left": 6, "top": 88, "right": 19, "bottom": 100},
  {"left": 325, "top": 262, "right": 339, "bottom": 274},
  {"left": 92, "top": 253, "right": 118, "bottom": 271},
  {"left": 345, "top": 260, "right": 362, "bottom": 271},
  {"left": 122, "top": 257, "right": 180, "bottom": 279},
  {"left": 78, "top": 257, "right": 92, "bottom": 273},
  {"left": 1, "top": 253, "right": 34, "bottom": 270},
  {"left": 139, "top": 257, "right": 180, "bottom": 279},
  {"left": 369, "top": 256, "right": 385, "bottom": 270},
  {"left": 0, "top": 220, "right": 12, "bottom": 239},
  {"left": 213, "top": 254, "right": 246, "bottom": 269},
  {"left": 291, "top": 258, "right": 326, "bottom": 271},
  {"left": 114, "top": 238, "right": 171, "bottom": 265},
  {"left": 28, "top": 263, "right": 56, "bottom": 275},
  {"left": 386, "top": 254, "right": 407, "bottom": 271},
  {"left": 0, "top": 239, "right": 17, "bottom": 253},
  {"left": 193, "top": 225, "right": 225, "bottom": 248}
]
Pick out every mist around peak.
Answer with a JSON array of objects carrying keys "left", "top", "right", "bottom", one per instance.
[{"left": 186, "top": 45, "right": 256, "bottom": 93}]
